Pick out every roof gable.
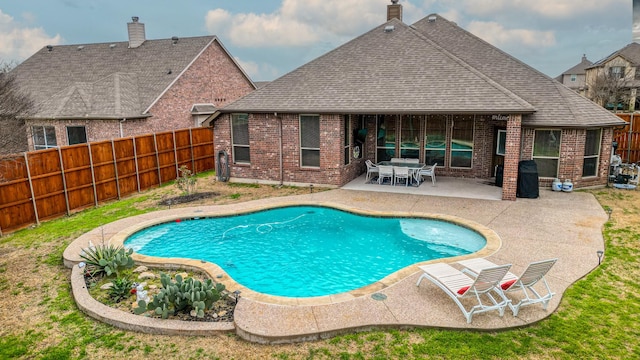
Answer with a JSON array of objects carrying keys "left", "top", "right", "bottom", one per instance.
[
  {"left": 223, "top": 19, "right": 534, "bottom": 114},
  {"left": 11, "top": 36, "right": 225, "bottom": 119},
  {"left": 591, "top": 42, "right": 640, "bottom": 68}
]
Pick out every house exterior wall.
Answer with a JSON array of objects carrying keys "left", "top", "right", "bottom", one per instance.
[
  {"left": 214, "top": 112, "right": 611, "bottom": 192},
  {"left": 146, "top": 40, "right": 254, "bottom": 136},
  {"left": 520, "top": 127, "right": 612, "bottom": 189},
  {"left": 585, "top": 56, "right": 638, "bottom": 111}
]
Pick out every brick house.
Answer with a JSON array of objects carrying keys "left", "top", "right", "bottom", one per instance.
[
  {"left": 10, "top": 17, "right": 255, "bottom": 151},
  {"left": 206, "top": 3, "right": 625, "bottom": 200}
]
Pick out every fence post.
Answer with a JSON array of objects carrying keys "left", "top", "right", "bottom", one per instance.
[
  {"left": 132, "top": 137, "right": 141, "bottom": 193},
  {"left": 87, "top": 143, "right": 99, "bottom": 206},
  {"left": 57, "top": 147, "right": 71, "bottom": 215},
  {"left": 189, "top": 128, "right": 195, "bottom": 173},
  {"left": 153, "top": 133, "right": 162, "bottom": 185},
  {"left": 173, "top": 130, "right": 179, "bottom": 178},
  {"left": 23, "top": 152, "right": 40, "bottom": 226},
  {"left": 111, "top": 139, "right": 121, "bottom": 199}
]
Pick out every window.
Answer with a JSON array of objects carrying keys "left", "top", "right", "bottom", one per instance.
[
  {"left": 450, "top": 115, "right": 474, "bottom": 168},
  {"left": 400, "top": 115, "right": 421, "bottom": 159},
  {"left": 609, "top": 66, "right": 625, "bottom": 80},
  {"left": 496, "top": 129, "right": 507, "bottom": 156},
  {"left": 66, "top": 126, "right": 87, "bottom": 145},
  {"left": 570, "top": 74, "right": 577, "bottom": 82},
  {"left": 424, "top": 115, "right": 446, "bottom": 166},
  {"left": 32, "top": 126, "right": 57, "bottom": 150},
  {"left": 300, "top": 115, "right": 320, "bottom": 167},
  {"left": 231, "top": 114, "right": 250, "bottom": 163},
  {"left": 376, "top": 115, "right": 396, "bottom": 162},
  {"left": 343, "top": 115, "right": 351, "bottom": 165},
  {"left": 533, "top": 130, "right": 561, "bottom": 178},
  {"left": 582, "top": 129, "right": 601, "bottom": 177}
]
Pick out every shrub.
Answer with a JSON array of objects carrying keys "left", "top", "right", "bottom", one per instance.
[
  {"left": 176, "top": 165, "right": 197, "bottom": 195},
  {"left": 80, "top": 244, "right": 134, "bottom": 278},
  {"left": 108, "top": 277, "right": 134, "bottom": 303},
  {"left": 134, "top": 273, "right": 226, "bottom": 319}
]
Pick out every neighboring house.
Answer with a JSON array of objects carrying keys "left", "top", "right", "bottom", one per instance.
[
  {"left": 556, "top": 54, "right": 592, "bottom": 96},
  {"left": 10, "top": 17, "right": 255, "bottom": 151},
  {"left": 206, "top": 2, "right": 625, "bottom": 201},
  {"left": 585, "top": 42, "right": 640, "bottom": 111}
]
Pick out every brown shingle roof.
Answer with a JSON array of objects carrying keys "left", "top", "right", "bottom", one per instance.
[
  {"left": 11, "top": 36, "right": 230, "bottom": 119},
  {"left": 223, "top": 19, "right": 535, "bottom": 115},
  {"left": 410, "top": 15, "right": 623, "bottom": 127},
  {"left": 222, "top": 14, "right": 624, "bottom": 128},
  {"left": 558, "top": 55, "right": 593, "bottom": 76}
]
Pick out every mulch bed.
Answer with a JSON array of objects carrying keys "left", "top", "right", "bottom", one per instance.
[{"left": 158, "top": 192, "right": 218, "bottom": 206}]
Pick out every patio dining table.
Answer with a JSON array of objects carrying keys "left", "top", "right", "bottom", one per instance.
[{"left": 377, "top": 161, "right": 425, "bottom": 186}]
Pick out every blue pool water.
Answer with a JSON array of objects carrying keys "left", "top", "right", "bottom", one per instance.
[{"left": 125, "top": 206, "right": 486, "bottom": 297}]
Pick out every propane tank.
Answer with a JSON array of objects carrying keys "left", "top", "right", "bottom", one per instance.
[{"left": 562, "top": 179, "right": 573, "bottom": 192}]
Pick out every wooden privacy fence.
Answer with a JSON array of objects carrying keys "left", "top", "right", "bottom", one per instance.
[
  {"left": 0, "top": 128, "right": 215, "bottom": 235},
  {"left": 613, "top": 113, "right": 640, "bottom": 164}
]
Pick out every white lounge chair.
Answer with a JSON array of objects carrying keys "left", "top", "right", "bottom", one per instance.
[
  {"left": 378, "top": 165, "right": 394, "bottom": 185},
  {"left": 458, "top": 258, "right": 557, "bottom": 316},
  {"left": 365, "top": 160, "right": 379, "bottom": 183},
  {"left": 416, "top": 163, "right": 437, "bottom": 186},
  {"left": 416, "top": 262, "right": 512, "bottom": 323},
  {"left": 393, "top": 166, "right": 410, "bottom": 186}
]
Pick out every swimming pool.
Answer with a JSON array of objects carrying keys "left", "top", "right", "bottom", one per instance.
[{"left": 125, "top": 206, "right": 486, "bottom": 297}]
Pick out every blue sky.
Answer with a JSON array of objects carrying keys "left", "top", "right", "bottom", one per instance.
[{"left": 0, "top": 0, "right": 634, "bottom": 81}]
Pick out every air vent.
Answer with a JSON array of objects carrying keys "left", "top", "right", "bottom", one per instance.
[
  {"left": 428, "top": 15, "right": 437, "bottom": 22},
  {"left": 77, "top": 46, "right": 84, "bottom": 51},
  {"left": 46, "top": 45, "right": 53, "bottom": 51},
  {"left": 384, "top": 25, "right": 395, "bottom": 33},
  {"left": 109, "top": 44, "right": 117, "bottom": 49}
]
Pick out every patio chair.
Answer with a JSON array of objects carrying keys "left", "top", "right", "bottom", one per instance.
[
  {"left": 391, "top": 157, "right": 403, "bottom": 163},
  {"left": 404, "top": 158, "right": 419, "bottom": 163},
  {"left": 393, "top": 166, "right": 410, "bottom": 186},
  {"left": 458, "top": 258, "right": 557, "bottom": 316},
  {"left": 378, "top": 165, "right": 394, "bottom": 185},
  {"left": 416, "top": 262, "right": 512, "bottom": 323},
  {"left": 365, "top": 160, "right": 379, "bottom": 183},
  {"left": 416, "top": 163, "right": 437, "bottom": 186}
]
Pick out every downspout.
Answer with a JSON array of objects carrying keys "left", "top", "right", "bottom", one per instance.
[
  {"left": 277, "top": 113, "right": 283, "bottom": 186},
  {"left": 119, "top": 118, "right": 127, "bottom": 138}
]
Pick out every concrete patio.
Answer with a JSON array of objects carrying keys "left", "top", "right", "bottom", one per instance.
[{"left": 64, "top": 186, "right": 607, "bottom": 344}]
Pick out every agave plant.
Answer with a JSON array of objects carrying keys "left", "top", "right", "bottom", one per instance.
[{"left": 80, "top": 243, "right": 134, "bottom": 278}]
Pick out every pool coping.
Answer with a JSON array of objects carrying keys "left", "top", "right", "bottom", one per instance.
[{"left": 63, "top": 190, "right": 607, "bottom": 343}]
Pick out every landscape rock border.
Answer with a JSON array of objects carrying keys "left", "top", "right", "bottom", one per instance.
[{"left": 70, "top": 264, "right": 236, "bottom": 336}]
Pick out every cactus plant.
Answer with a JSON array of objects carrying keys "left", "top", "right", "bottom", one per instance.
[
  {"left": 81, "top": 244, "right": 134, "bottom": 278},
  {"left": 133, "top": 273, "right": 226, "bottom": 319}
]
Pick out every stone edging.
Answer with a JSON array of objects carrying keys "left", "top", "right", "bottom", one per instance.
[{"left": 70, "top": 264, "right": 235, "bottom": 336}]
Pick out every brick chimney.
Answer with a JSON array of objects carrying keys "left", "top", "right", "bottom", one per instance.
[
  {"left": 387, "top": 0, "right": 403, "bottom": 22},
  {"left": 127, "top": 16, "right": 145, "bottom": 48}
]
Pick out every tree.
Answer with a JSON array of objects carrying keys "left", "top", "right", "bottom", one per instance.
[
  {"left": 587, "top": 69, "right": 634, "bottom": 111},
  {"left": 0, "top": 61, "right": 35, "bottom": 155}
]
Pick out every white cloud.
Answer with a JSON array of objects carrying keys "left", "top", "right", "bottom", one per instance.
[
  {"left": 234, "top": 57, "right": 279, "bottom": 81},
  {"left": 467, "top": 21, "right": 556, "bottom": 48},
  {"left": 205, "top": 0, "right": 394, "bottom": 48},
  {"left": 0, "top": 10, "right": 62, "bottom": 61}
]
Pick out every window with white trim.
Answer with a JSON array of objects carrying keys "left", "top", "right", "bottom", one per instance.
[
  {"left": 496, "top": 129, "right": 507, "bottom": 156},
  {"left": 424, "top": 115, "right": 446, "bottom": 166},
  {"left": 231, "top": 114, "right": 250, "bottom": 164},
  {"left": 582, "top": 129, "right": 602, "bottom": 177},
  {"left": 533, "top": 129, "right": 561, "bottom": 178},
  {"left": 32, "top": 126, "right": 57, "bottom": 150},
  {"left": 300, "top": 115, "right": 320, "bottom": 167}
]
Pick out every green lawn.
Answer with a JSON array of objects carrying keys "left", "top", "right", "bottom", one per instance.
[{"left": 0, "top": 185, "right": 638, "bottom": 359}]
